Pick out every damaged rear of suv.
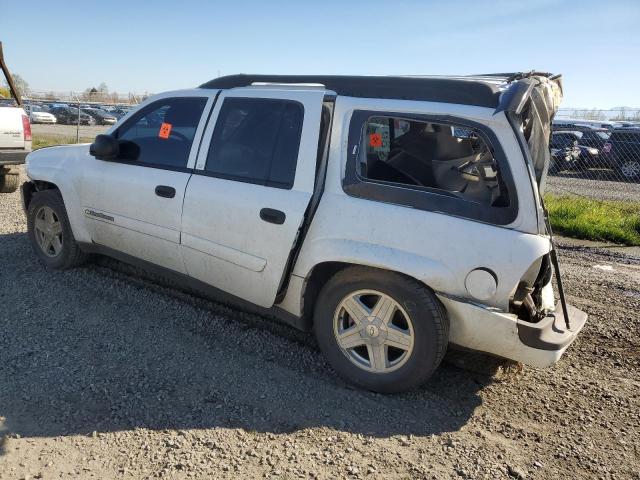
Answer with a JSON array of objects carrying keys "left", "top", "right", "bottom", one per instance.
[{"left": 23, "top": 71, "right": 586, "bottom": 392}]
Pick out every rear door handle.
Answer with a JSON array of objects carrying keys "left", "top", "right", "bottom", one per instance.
[
  {"left": 155, "top": 185, "right": 176, "bottom": 198},
  {"left": 260, "top": 208, "right": 286, "bottom": 225}
]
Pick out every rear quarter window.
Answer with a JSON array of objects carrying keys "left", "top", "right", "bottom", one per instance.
[{"left": 343, "top": 110, "right": 519, "bottom": 225}]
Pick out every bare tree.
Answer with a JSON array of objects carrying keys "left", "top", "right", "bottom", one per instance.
[{"left": 2, "top": 73, "right": 29, "bottom": 97}]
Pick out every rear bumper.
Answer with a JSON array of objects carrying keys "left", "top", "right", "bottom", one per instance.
[
  {"left": 438, "top": 294, "right": 587, "bottom": 368},
  {"left": 517, "top": 303, "right": 587, "bottom": 351},
  {"left": 0, "top": 149, "right": 29, "bottom": 166}
]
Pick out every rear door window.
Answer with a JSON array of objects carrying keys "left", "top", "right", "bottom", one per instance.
[
  {"left": 115, "top": 97, "right": 207, "bottom": 169},
  {"left": 204, "top": 98, "right": 304, "bottom": 189}
]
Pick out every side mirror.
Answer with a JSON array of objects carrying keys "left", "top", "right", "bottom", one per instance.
[{"left": 89, "top": 134, "right": 119, "bottom": 160}]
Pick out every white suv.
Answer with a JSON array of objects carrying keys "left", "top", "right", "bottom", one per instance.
[{"left": 22, "top": 73, "right": 587, "bottom": 393}]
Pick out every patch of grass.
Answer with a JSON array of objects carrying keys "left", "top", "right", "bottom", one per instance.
[
  {"left": 544, "top": 194, "right": 640, "bottom": 246},
  {"left": 32, "top": 135, "right": 93, "bottom": 150}
]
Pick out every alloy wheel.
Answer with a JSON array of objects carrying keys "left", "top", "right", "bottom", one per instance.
[
  {"left": 620, "top": 160, "right": 640, "bottom": 179},
  {"left": 34, "top": 206, "right": 63, "bottom": 257},
  {"left": 333, "top": 289, "right": 415, "bottom": 373}
]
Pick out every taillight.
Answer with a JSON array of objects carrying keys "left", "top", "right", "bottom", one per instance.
[
  {"left": 22, "top": 114, "right": 32, "bottom": 141},
  {"left": 602, "top": 142, "right": 612, "bottom": 153}
]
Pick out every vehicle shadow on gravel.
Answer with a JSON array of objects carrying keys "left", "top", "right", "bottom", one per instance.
[{"left": 0, "top": 234, "right": 503, "bottom": 451}]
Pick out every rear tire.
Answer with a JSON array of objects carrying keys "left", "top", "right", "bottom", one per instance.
[
  {"left": 313, "top": 266, "right": 449, "bottom": 393},
  {"left": 0, "top": 172, "right": 19, "bottom": 193},
  {"left": 27, "top": 189, "right": 88, "bottom": 269}
]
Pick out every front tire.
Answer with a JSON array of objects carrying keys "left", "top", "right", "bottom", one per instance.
[
  {"left": 27, "top": 189, "right": 88, "bottom": 269},
  {"left": 313, "top": 266, "right": 449, "bottom": 393}
]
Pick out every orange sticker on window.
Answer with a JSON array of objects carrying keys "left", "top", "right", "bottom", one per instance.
[
  {"left": 158, "top": 122, "right": 172, "bottom": 139},
  {"left": 369, "top": 133, "right": 382, "bottom": 148}
]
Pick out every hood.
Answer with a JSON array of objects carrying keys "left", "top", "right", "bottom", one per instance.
[{"left": 496, "top": 73, "right": 563, "bottom": 192}]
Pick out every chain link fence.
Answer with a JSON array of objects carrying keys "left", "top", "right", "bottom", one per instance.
[
  {"left": 545, "top": 109, "right": 640, "bottom": 246},
  {"left": 18, "top": 89, "right": 144, "bottom": 146}
]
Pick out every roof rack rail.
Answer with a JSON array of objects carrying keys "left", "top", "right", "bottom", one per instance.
[{"left": 199, "top": 74, "right": 503, "bottom": 108}]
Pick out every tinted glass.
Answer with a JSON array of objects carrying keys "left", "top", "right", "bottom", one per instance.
[
  {"left": 611, "top": 131, "right": 640, "bottom": 143},
  {"left": 205, "top": 98, "right": 304, "bottom": 189},
  {"left": 116, "top": 97, "right": 207, "bottom": 169},
  {"left": 552, "top": 134, "right": 573, "bottom": 147}
]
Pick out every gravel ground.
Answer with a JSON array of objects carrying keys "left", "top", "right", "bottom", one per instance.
[
  {"left": 1, "top": 167, "right": 639, "bottom": 479},
  {"left": 547, "top": 173, "right": 640, "bottom": 202}
]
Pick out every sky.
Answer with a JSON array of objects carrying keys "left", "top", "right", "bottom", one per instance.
[{"left": 1, "top": 0, "right": 639, "bottom": 108}]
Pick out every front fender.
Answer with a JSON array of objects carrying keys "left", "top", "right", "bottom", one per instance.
[{"left": 25, "top": 145, "right": 92, "bottom": 243}]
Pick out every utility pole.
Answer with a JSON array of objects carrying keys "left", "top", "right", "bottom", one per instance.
[{"left": 0, "top": 42, "right": 23, "bottom": 106}]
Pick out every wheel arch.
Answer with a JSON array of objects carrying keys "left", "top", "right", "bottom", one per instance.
[
  {"left": 25, "top": 145, "right": 93, "bottom": 243},
  {"left": 25, "top": 177, "right": 92, "bottom": 244},
  {"left": 22, "top": 180, "right": 59, "bottom": 211},
  {"left": 294, "top": 239, "right": 456, "bottom": 328},
  {"left": 300, "top": 259, "right": 449, "bottom": 330}
]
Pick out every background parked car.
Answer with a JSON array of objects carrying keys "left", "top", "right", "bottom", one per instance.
[
  {"left": 25, "top": 104, "right": 57, "bottom": 124},
  {"left": 614, "top": 122, "right": 640, "bottom": 129},
  {"left": 49, "top": 106, "right": 94, "bottom": 125},
  {"left": 601, "top": 129, "right": 640, "bottom": 180},
  {"left": 574, "top": 129, "right": 613, "bottom": 167},
  {"left": 575, "top": 129, "right": 610, "bottom": 149},
  {"left": 82, "top": 108, "right": 117, "bottom": 125},
  {"left": 552, "top": 118, "right": 616, "bottom": 130},
  {"left": 549, "top": 131, "right": 581, "bottom": 172},
  {"left": 104, "top": 106, "right": 134, "bottom": 119},
  {"left": 551, "top": 130, "right": 604, "bottom": 169}
]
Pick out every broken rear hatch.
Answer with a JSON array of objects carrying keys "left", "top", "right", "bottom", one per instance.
[
  {"left": 496, "top": 73, "right": 589, "bottom": 338},
  {"left": 497, "top": 72, "right": 563, "bottom": 191}
]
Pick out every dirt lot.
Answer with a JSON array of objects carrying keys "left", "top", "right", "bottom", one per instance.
[
  {"left": 31, "top": 123, "right": 108, "bottom": 141},
  {"left": 547, "top": 173, "right": 640, "bottom": 202},
  {"left": 1, "top": 167, "right": 639, "bottom": 479}
]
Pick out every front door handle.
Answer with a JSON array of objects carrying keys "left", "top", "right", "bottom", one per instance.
[
  {"left": 155, "top": 185, "right": 176, "bottom": 198},
  {"left": 260, "top": 208, "right": 286, "bottom": 225}
]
